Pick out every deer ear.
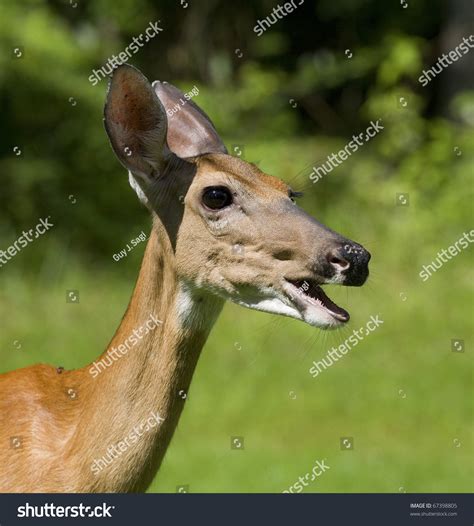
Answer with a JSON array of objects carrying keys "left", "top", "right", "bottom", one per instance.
[
  {"left": 104, "top": 64, "right": 170, "bottom": 183},
  {"left": 153, "top": 81, "right": 227, "bottom": 158}
]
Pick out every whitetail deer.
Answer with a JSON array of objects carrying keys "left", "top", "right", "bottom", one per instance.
[{"left": 0, "top": 65, "right": 370, "bottom": 493}]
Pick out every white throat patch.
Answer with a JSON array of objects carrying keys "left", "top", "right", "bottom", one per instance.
[{"left": 175, "top": 282, "right": 223, "bottom": 331}]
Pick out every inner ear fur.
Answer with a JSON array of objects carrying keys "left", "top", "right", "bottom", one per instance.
[
  {"left": 153, "top": 81, "right": 227, "bottom": 159},
  {"left": 104, "top": 64, "right": 169, "bottom": 180}
]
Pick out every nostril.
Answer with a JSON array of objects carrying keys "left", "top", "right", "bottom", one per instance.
[{"left": 328, "top": 254, "right": 350, "bottom": 270}]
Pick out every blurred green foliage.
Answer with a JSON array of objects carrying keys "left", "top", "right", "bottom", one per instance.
[
  {"left": 1, "top": 0, "right": 471, "bottom": 261},
  {"left": 0, "top": 0, "right": 472, "bottom": 492}
]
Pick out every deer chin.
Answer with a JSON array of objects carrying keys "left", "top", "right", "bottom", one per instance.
[{"left": 282, "top": 278, "right": 350, "bottom": 330}]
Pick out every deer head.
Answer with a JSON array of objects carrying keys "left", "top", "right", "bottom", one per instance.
[{"left": 104, "top": 65, "right": 370, "bottom": 330}]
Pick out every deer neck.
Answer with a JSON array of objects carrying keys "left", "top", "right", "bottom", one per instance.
[{"left": 73, "top": 218, "right": 223, "bottom": 492}]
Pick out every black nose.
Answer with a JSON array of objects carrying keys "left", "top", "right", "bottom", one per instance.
[{"left": 327, "top": 242, "right": 371, "bottom": 286}]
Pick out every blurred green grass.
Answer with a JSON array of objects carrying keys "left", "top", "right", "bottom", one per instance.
[{"left": 1, "top": 138, "right": 472, "bottom": 493}]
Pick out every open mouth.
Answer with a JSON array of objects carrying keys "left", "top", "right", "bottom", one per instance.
[{"left": 284, "top": 279, "right": 350, "bottom": 325}]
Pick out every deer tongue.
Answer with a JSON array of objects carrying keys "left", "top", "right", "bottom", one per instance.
[{"left": 293, "top": 280, "right": 350, "bottom": 322}]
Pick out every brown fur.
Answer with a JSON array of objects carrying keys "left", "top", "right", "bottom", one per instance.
[{"left": 0, "top": 220, "right": 222, "bottom": 492}]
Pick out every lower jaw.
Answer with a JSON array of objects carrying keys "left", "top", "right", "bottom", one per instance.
[
  {"left": 282, "top": 280, "right": 350, "bottom": 329},
  {"left": 300, "top": 307, "right": 347, "bottom": 329}
]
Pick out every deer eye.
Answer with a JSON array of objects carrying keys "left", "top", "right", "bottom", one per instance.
[{"left": 201, "top": 186, "right": 233, "bottom": 210}]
